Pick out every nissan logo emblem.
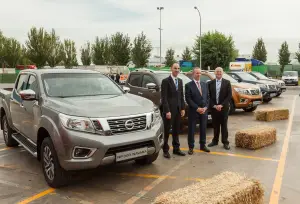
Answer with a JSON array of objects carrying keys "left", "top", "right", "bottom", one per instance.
[{"left": 125, "top": 120, "right": 134, "bottom": 130}]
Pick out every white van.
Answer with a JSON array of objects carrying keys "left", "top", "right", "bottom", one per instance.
[{"left": 282, "top": 71, "right": 299, "bottom": 86}]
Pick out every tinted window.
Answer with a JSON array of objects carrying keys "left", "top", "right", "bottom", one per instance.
[
  {"left": 128, "top": 74, "right": 142, "bottom": 87},
  {"left": 156, "top": 73, "right": 191, "bottom": 85},
  {"left": 142, "top": 75, "right": 156, "bottom": 88},
  {"left": 15, "top": 74, "right": 28, "bottom": 93},
  {"left": 27, "top": 75, "right": 39, "bottom": 93},
  {"left": 236, "top": 72, "right": 257, "bottom": 81},
  {"left": 200, "top": 75, "right": 211, "bottom": 82},
  {"left": 283, "top": 71, "right": 298, "bottom": 76}
]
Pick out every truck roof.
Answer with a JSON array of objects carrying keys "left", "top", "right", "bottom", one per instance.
[{"left": 20, "top": 69, "right": 100, "bottom": 75}]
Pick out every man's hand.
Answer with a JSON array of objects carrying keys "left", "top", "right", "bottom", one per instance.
[
  {"left": 181, "top": 110, "right": 185, "bottom": 117},
  {"left": 166, "top": 112, "right": 171, "bottom": 119},
  {"left": 197, "top": 107, "right": 206, "bottom": 114},
  {"left": 216, "top": 105, "right": 223, "bottom": 111}
]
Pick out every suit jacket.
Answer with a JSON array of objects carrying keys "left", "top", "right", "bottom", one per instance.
[
  {"left": 161, "top": 76, "right": 185, "bottom": 114},
  {"left": 208, "top": 78, "right": 232, "bottom": 111},
  {"left": 185, "top": 80, "right": 209, "bottom": 118}
]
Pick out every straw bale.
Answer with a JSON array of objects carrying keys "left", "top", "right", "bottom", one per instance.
[
  {"left": 235, "top": 126, "right": 276, "bottom": 150},
  {"left": 254, "top": 108, "right": 289, "bottom": 121},
  {"left": 153, "top": 171, "right": 264, "bottom": 204}
]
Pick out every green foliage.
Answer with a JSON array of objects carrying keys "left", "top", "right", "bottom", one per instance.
[
  {"left": 25, "top": 27, "right": 52, "bottom": 68},
  {"left": 62, "top": 39, "right": 78, "bottom": 68},
  {"left": 80, "top": 41, "right": 92, "bottom": 66},
  {"left": 131, "top": 32, "right": 152, "bottom": 67},
  {"left": 192, "top": 30, "right": 237, "bottom": 69},
  {"left": 110, "top": 32, "right": 131, "bottom": 65},
  {"left": 2, "top": 37, "right": 23, "bottom": 68},
  {"left": 278, "top": 41, "right": 291, "bottom": 73},
  {"left": 295, "top": 52, "right": 300, "bottom": 64},
  {"left": 181, "top": 47, "right": 192, "bottom": 61},
  {"left": 92, "top": 37, "right": 106, "bottom": 65},
  {"left": 165, "top": 48, "right": 176, "bottom": 67},
  {"left": 252, "top": 38, "right": 267, "bottom": 62},
  {"left": 47, "top": 29, "right": 64, "bottom": 67}
]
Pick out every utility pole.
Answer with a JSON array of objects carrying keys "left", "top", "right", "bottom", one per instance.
[
  {"left": 194, "top": 6, "right": 201, "bottom": 68},
  {"left": 157, "top": 7, "right": 164, "bottom": 65}
]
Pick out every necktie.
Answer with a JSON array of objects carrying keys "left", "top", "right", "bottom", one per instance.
[
  {"left": 216, "top": 80, "right": 221, "bottom": 104},
  {"left": 175, "top": 78, "right": 178, "bottom": 90},
  {"left": 196, "top": 81, "right": 202, "bottom": 96}
]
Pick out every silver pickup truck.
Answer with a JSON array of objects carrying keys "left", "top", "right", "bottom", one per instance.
[{"left": 0, "top": 69, "right": 163, "bottom": 188}]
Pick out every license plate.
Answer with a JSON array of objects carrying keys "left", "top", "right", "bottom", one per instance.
[
  {"left": 116, "top": 147, "right": 148, "bottom": 162},
  {"left": 270, "top": 93, "right": 276, "bottom": 97},
  {"left": 208, "top": 114, "right": 212, "bottom": 120},
  {"left": 253, "top": 101, "right": 261, "bottom": 105}
]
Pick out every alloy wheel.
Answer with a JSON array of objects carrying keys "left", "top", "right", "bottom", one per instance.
[
  {"left": 3, "top": 119, "right": 8, "bottom": 143},
  {"left": 43, "top": 146, "right": 55, "bottom": 181}
]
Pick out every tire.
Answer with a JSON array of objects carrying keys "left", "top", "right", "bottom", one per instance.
[
  {"left": 243, "top": 106, "right": 257, "bottom": 112},
  {"left": 263, "top": 98, "right": 272, "bottom": 103},
  {"left": 276, "top": 93, "right": 281, "bottom": 97},
  {"left": 135, "top": 152, "right": 159, "bottom": 165},
  {"left": 228, "top": 100, "right": 235, "bottom": 115},
  {"left": 2, "top": 115, "right": 18, "bottom": 147},
  {"left": 41, "top": 137, "right": 69, "bottom": 188}
]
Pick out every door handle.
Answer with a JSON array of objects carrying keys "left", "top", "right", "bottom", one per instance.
[{"left": 138, "top": 92, "right": 143, "bottom": 95}]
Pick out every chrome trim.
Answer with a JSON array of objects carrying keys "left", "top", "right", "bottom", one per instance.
[{"left": 72, "top": 146, "right": 97, "bottom": 159}]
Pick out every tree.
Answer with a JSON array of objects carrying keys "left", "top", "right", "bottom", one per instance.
[
  {"left": 165, "top": 48, "right": 176, "bottom": 67},
  {"left": 47, "top": 29, "right": 64, "bottom": 67},
  {"left": 91, "top": 37, "right": 106, "bottom": 65},
  {"left": 62, "top": 39, "right": 78, "bottom": 68},
  {"left": 0, "top": 31, "right": 4, "bottom": 60},
  {"left": 110, "top": 32, "right": 131, "bottom": 65},
  {"left": 181, "top": 47, "right": 192, "bottom": 61},
  {"left": 102, "top": 36, "right": 111, "bottom": 65},
  {"left": 252, "top": 38, "right": 267, "bottom": 62},
  {"left": 25, "top": 27, "right": 52, "bottom": 68},
  {"left": 278, "top": 41, "right": 291, "bottom": 73},
  {"left": 131, "top": 32, "right": 152, "bottom": 67},
  {"left": 80, "top": 41, "right": 92, "bottom": 66},
  {"left": 2, "top": 37, "right": 23, "bottom": 68},
  {"left": 295, "top": 52, "right": 300, "bottom": 64},
  {"left": 192, "top": 30, "right": 237, "bottom": 69}
]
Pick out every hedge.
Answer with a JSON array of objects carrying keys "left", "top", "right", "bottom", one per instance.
[{"left": 0, "top": 74, "right": 18, "bottom": 83}]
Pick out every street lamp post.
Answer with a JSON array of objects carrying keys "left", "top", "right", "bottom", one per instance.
[
  {"left": 157, "top": 7, "right": 164, "bottom": 65},
  {"left": 194, "top": 6, "right": 201, "bottom": 68}
]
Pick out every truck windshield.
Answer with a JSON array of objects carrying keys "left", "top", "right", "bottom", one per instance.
[
  {"left": 252, "top": 72, "right": 269, "bottom": 79},
  {"left": 283, "top": 71, "right": 298, "bottom": 76},
  {"left": 236, "top": 72, "right": 258, "bottom": 81},
  {"left": 41, "top": 73, "right": 123, "bottom": 97},
  {"left": 155, "top": 73, "right": 191, "bottom": 85}
]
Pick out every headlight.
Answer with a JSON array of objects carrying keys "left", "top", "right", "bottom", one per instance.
[
  {"left": 258, "top": 84, "right": 267, "bottom": 89},
  {"left": 59, "top": 113, "right": 95, "bottom": 133},
  {"left": 151, "top": 105, "right": 161, "bottom": 126},
  {"left": 234, "top": 88, "right": 249, "bottom": 95}
]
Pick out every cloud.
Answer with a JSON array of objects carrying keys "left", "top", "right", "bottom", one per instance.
[{"left": 0, "top": 0, "right": 300, "bottom": 64}]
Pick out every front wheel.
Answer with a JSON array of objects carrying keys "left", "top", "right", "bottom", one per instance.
[
  {"left": 41, "top": 137, "right": 69, "bottom": 188},
  {"left": 263, "top": 98, "right": 272, "bottom": 103},
  {"left": 135, "top": 152, "right": 159, "bottom": 165},
  {"left": 228, "top": 100, "right": 235, "bottom": 115},
  {"left": 2, "top": 115, "right": 18, "bottom": 147},
  {"left": 243, "top": 106, "right": 257, "bottom": 112}
]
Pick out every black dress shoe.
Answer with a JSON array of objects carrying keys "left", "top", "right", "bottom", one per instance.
[
  {"left": 224, "top": 144, "right": 230, "bottom": 150},
  {"left": 163, "top": 152, "right": 171, "bottom": 158},
  {"left": 200, "top": 145, "right": 210, "bottom": 153},
  {"left": 188, "top": 148, "right": 194, "bottom": 155},
  {"left": 173, "top": 149, "right": 186, "bottom": 156},
  {"left": 208, "top": 142, "right": 218, "bottom": 147}
]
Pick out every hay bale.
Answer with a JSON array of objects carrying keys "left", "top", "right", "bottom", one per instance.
[
  {"left": 153, "top": 171, "right": 264, "bottom": 204},
  {"left": 254, "top": 108, "right": 289, "bottom": 121},
  {"left": 235, "top": 126, "right": 276, "bottom": 150}
]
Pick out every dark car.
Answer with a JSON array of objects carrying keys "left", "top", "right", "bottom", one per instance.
[
  {"left": 124, "top": 69, "right": 212, "bottom": 127},
  {"left": 227, "top": 71, "right": 278, "bottom": 103},
  {"left": 248, "top": 71, "right": 286, "bottom": 97}
]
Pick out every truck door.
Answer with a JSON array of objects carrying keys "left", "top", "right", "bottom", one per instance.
[
  {"left": 19, "top": 74, "right": 40, "bottom": 142},
  {"left": 10, "top": 73, "right": 29, "bottom": 132},
  {"left": 140, "top": 74, "right": 160, "bottom": 106}
]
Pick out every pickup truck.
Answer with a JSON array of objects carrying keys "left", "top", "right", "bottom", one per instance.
[{"left": 0, "top": 69, "right": 163, "bottom": 188}]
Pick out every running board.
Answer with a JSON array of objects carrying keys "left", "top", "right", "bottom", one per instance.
[{"left": 12, "top": 133, "right": 37, "bottom": 157}]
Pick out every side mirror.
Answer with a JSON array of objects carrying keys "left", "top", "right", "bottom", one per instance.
[
  {"left": 238, "top": 79, "right": 242, "bottom": 82},
  {"left": 206, "top": 79, "right": 211, "bottom": 83},
  {"left": 19, "top": 89, "right": 36, "bottom": 100},
  {"left": 146, "top": 83, "right": 157, "bottom": 90},
  {"left": 123, "top": 86, "right": 130, "bottom": 93}
]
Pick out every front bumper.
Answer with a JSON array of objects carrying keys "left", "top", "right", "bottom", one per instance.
[
  {"left": 234, "top": 94, "right": 262, "bottom": 109},
  {"left": 57, "top": 119, "right": 164, "bottom": 171},
  {"left": 261, "top": 88, "right": 278, "bottom": 99},
  {"left": 283, "top": 79, "right": 298, "bottom": 85}
]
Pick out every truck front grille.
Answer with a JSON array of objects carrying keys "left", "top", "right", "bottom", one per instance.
[
  {"left": 250, "top": 89, "right": 260, "bottom": 95},
  {"left": 268, "top": 85, "right": 276, "bottom": 89},
  {"left": 105, "top": 140, "right": 154, "bottom": 156},
  {"left": 107, "top": 115, "right": 147, "bottom": 134}
]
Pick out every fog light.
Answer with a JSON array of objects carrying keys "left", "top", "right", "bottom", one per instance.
[{"left": 72, "top": 147, "right": 96, "bottom": 158}]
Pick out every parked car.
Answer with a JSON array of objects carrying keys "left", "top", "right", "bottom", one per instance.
[
  {"left": 184, "top": 71, "right": 263, "bottom": 114},
  {"left": 248, "top": 71, "right": 286, "bottom": 96},
  {"left": 124, "top": 69, "right": 212, "bottom": 127},
  {"left": 227, "top": 71, "right": 278, "bottom": 103},
  {"left": 281, "top": 71, "right": 299, "bottom": 86},
  {"left": 0, "top": 69, "right": 163, "bottom": 188}
]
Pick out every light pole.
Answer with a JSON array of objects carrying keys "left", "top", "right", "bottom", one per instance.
[
  {"left": 194, "top": 6, "right": 201, "bottom": 68},
  {"left": 157, "top": 7, "right": 164, "bottom": 65}
]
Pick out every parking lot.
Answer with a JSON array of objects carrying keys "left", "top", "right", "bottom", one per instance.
[{"left": 0, "top": 88, "right": 299, "bottom": 204}]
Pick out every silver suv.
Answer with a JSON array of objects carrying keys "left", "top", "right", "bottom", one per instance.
[{"left": 0, "top": 69, "right": 163, "bottom": 188}]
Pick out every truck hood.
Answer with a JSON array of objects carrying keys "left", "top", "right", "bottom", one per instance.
[
  {"left": 231, "top": 82, "right": 259, "bottom": 89},
  {"left": 44, "top": 93, "right": 154, "bottom": 118}
]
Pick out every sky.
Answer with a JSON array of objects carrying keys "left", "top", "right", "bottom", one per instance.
[{"left": 1, "top": 0, "right": 300, "bottom": 64}]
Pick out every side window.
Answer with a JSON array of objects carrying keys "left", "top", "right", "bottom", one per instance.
[
  {"left": 15, "top": 74, "right": 28, "bottom": 93},
  {"left": 26, "top": 75, "right": 39, "bottom": 94},
  {"left": 229, "top": 74, "right": 238, "bottom": 79},
  {"left": 142, "top": 75, "right": 156, "bottom": 88},
  {"left": 128, "top": 74, "right": 142, "bottom": 87},
  {"left": 200, "top": 75, "right": 211, "bottom": 82}
]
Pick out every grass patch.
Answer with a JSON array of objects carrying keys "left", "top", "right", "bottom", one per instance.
[{"left": 0, "top": 74, "right": 18, "bottom": 83}]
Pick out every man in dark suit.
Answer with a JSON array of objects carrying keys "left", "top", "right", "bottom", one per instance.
[
  {"left": 185, "top": 67, "right": 210, "bottom": 155},
  {"left": 207, "top": 67, "right": 232, "bottom": 150},
  {"left": 161, "top": 63, "right": 186, "bottom": 158}
]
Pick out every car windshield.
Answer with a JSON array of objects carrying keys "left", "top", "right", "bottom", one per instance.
[
  {"left": 235, "top": 72, "right": 258, "bottom": 81},
  {"left": 209, "top": 72, "right": 238, "bottom": 83},
  {"left": 283, "top": 71, "right": 298, "bottom": 76},
  {"left": 41, "top": 73, "right": 123, "bottom": 97},
  {"left": 252, "top": 72, "right": 269, "bottom": 79},
  {"left": 156, "top": 73, "right": 191, "bottom": 85}
]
